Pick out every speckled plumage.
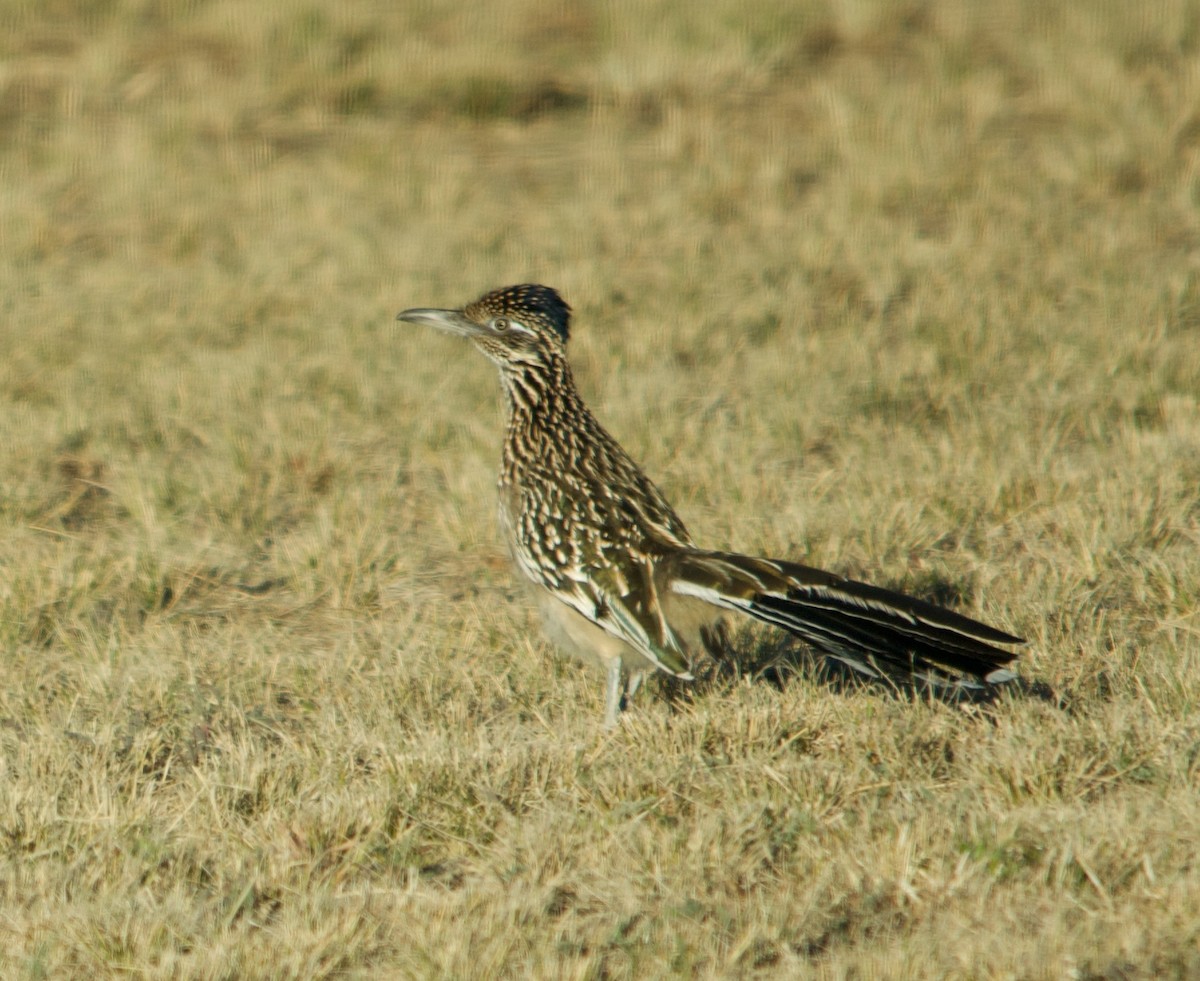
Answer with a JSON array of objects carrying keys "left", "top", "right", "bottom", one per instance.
[{"left": 399, "top": 284, "right": 1023, "bottom": 726}]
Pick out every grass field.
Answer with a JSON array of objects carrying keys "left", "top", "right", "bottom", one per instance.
[{"left": 3, "top": 0, "right": 1200, "bottom": 976}]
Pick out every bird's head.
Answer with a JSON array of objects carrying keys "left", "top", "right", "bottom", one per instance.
[{"left": 397, "top": 284, "right": 572, "bottom": 368}]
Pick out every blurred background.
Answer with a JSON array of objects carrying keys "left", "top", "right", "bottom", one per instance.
[{"left": 6, "top": 0, "right": 1197, "bottom": 572}]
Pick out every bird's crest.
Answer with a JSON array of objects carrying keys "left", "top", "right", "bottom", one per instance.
[{"left": 465, "top": 284, "right": 572, "bottom": 343}]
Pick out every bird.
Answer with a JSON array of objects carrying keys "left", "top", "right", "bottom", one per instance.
[{"left": 398, "top": 284, "right": 1022, "bottom": 727}]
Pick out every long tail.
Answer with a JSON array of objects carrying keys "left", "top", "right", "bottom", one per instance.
[{"left": 664, "top": 550, "right": 1022, "bottom": 685}]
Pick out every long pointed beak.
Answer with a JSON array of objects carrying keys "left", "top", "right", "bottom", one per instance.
[{"left": 396, "top": 307, "right": 481, "bottom": 338}]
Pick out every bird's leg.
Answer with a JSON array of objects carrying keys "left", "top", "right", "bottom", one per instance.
[
  {"left": 624, "top": 670, "right": 646, "bottom": 705},
  {"left": 603, "top": 660, "right": 624, "bottom": 729}
]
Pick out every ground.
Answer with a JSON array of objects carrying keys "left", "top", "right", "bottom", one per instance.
[{"left": 2, "top": 1, "right": 1199, "bottom": 977}]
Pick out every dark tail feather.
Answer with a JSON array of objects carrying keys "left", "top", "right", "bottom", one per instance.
[{"left": 667, "top": 550, "right": 1022, "bottom": 684}]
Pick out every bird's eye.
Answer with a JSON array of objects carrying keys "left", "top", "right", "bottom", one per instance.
[{"left": 493, "top": 317, "right": 510, "bottom": 332}]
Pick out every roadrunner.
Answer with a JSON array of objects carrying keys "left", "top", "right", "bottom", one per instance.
[{"left": 399, "top": 284, "right": 1022, "bottom": 726}]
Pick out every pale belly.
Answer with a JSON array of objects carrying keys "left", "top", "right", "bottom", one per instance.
[{"left": 527, "top": 578, "right": 725, "bottom": 679}]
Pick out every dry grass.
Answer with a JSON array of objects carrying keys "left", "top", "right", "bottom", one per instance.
[{"left": 2, "top": 0, "right": 1200, "bottom": 976}]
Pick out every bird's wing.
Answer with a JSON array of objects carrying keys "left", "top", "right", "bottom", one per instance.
[{"left": 555, "top": 558, "right": 694, "bottom": 679}]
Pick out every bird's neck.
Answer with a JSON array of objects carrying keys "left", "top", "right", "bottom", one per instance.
[
  {"left": 498, "top": 355, "right": 594, "bottom": 477},
  {"left": 498, "top": 354, "right": 581, "bottom": 422}
]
